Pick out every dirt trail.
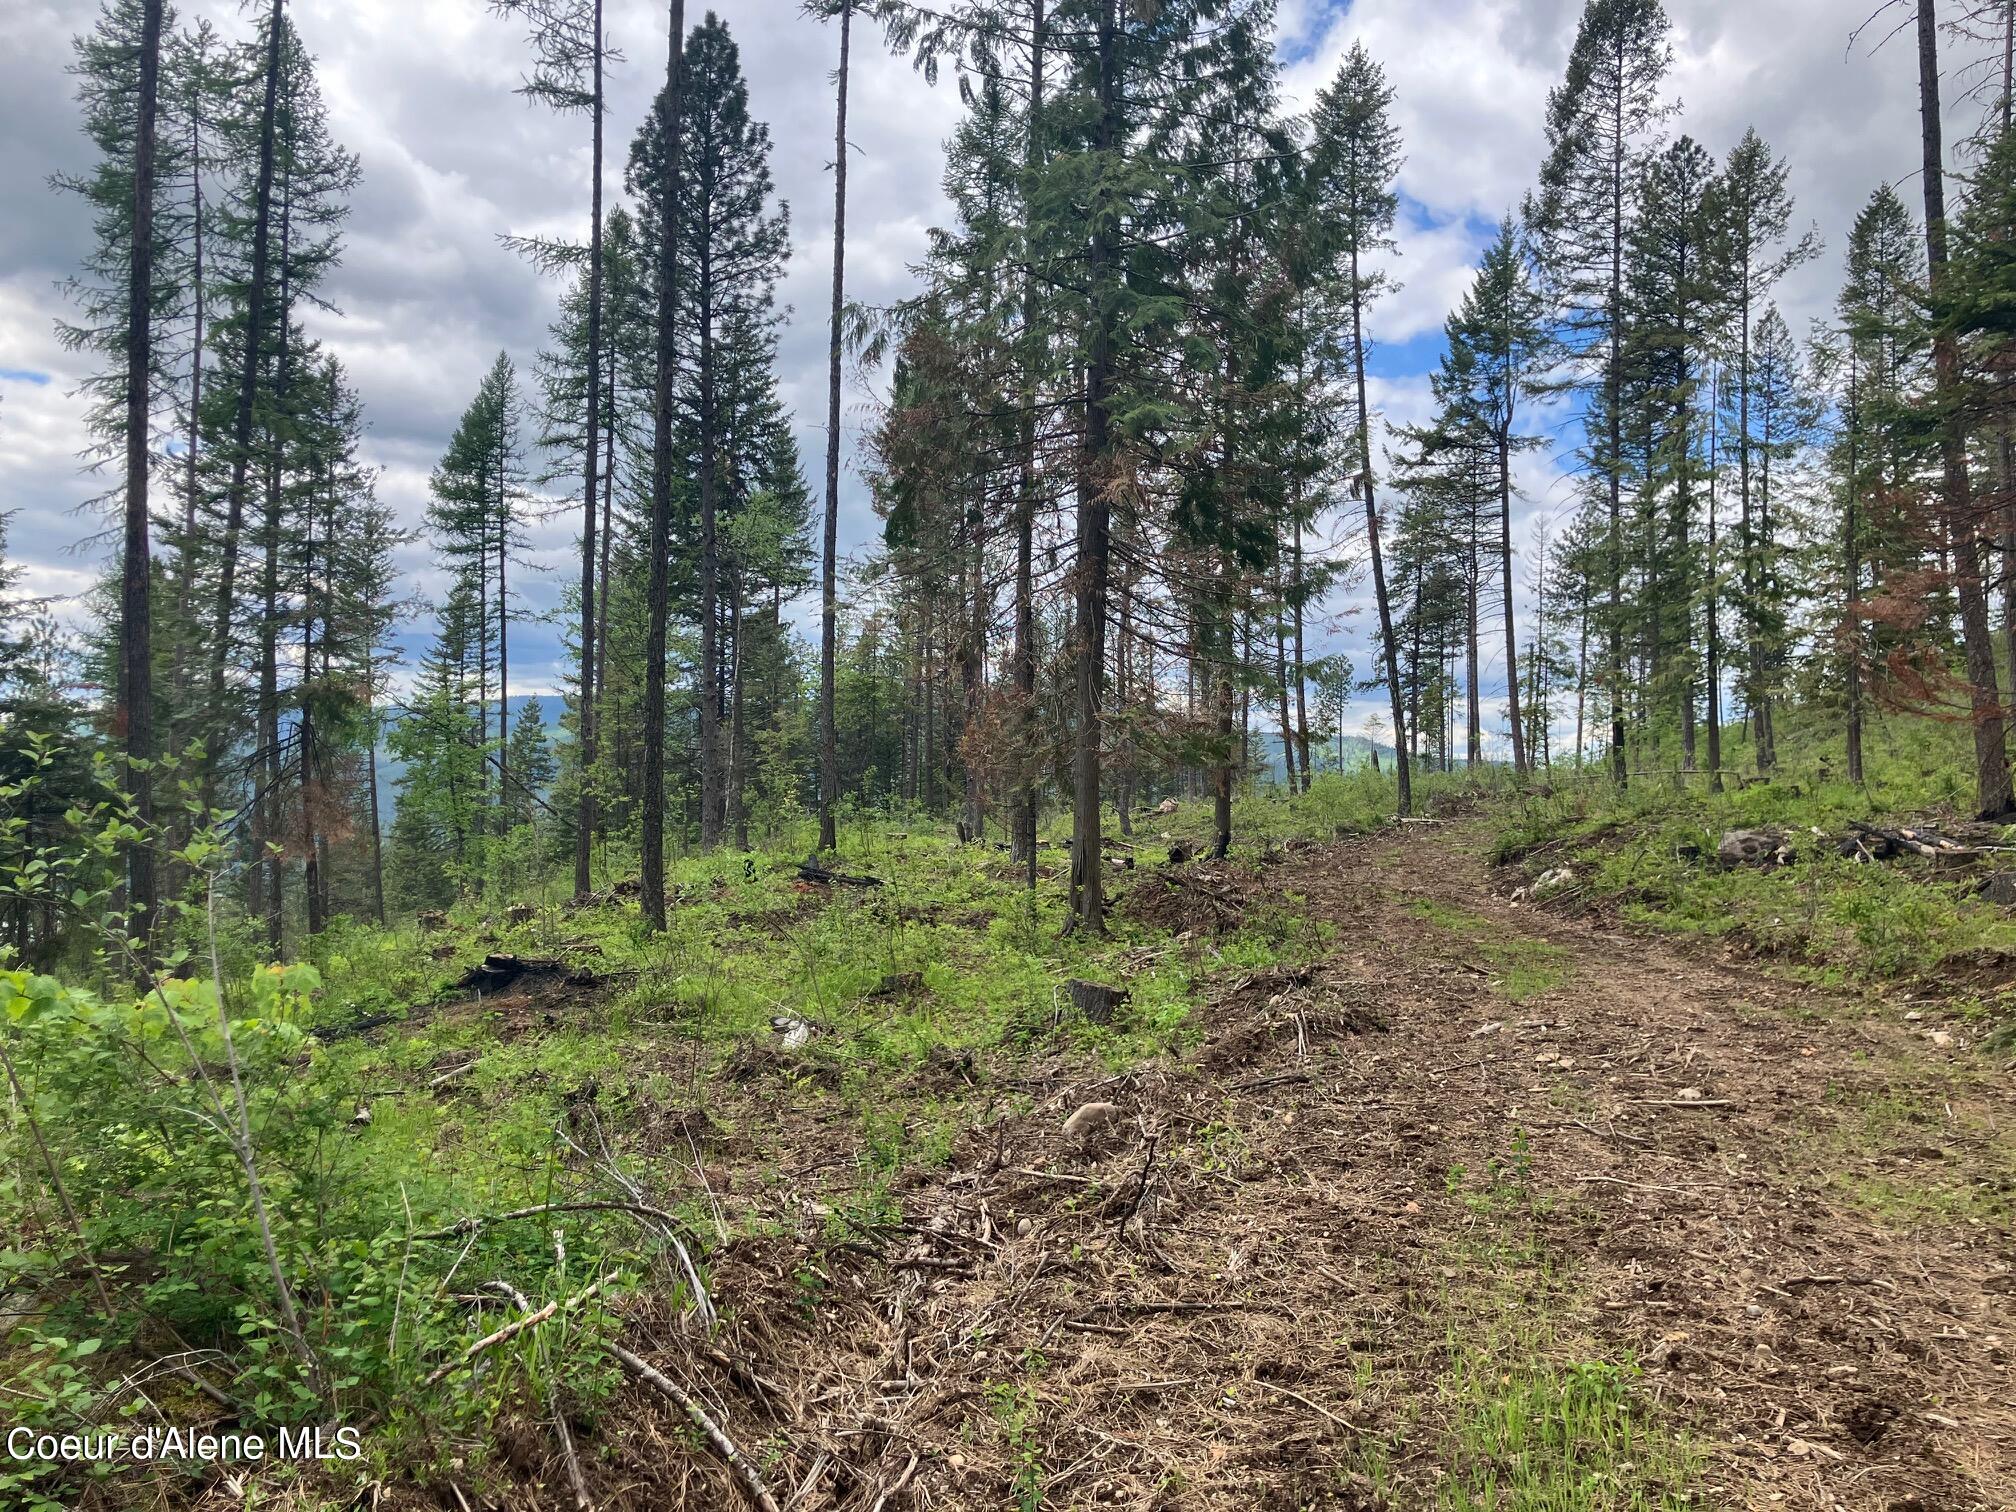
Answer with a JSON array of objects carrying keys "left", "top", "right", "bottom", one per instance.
[{"left": 589, "top": 821, "right": 2016, "bottom": 1511}]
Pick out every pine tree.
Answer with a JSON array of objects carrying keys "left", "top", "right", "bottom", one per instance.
[
  {"left": 1440, "top": 216, "right": 1550, "bottom": 773},
  {"left": 1943, "top": 123, "right": 2016, "bottom": 810},
  {"left": 1716, "top": 128, "right": 1819, "bottom": 773},
  {"left": 1625, "top": 135, "right": 1723, "bottom": 773},
  {"left": 427, "top": 353, "right": 526, "bottom": 868},
  {"left": 1310, "top": 42, "right": 1411, "bottom": 813},
  {"left": 1525, "top": 0, "right": 1670, "bottom": 787},
  {"left": 52, "top": 0, "right": 180, "bottom": 947},
  {"left": 492, "top": 0, "right": 620, "bottom": 901}
]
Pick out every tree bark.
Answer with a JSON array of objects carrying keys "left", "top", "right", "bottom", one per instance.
[
  {"left": 641, "top": 0, "right": 687, "bottom": 929},
  {"left": 572, "top": 0, "right": 607, "bottom": 902},
  {"left": 1012, "top": 0, "right": 1045, "bottom": 877},
  {"left": 1497, "top": 429, "right": 1525, "bottom": 775},
  {"left": 818, "top": 0, "right": 852, "bottom": 855},
  {"left": 203, "top": 0, "right": 284, "bottom": 814},
  {"left": 1918, "top": 0, "right": 2014, "bottom": 818},
  {"left": 121, "top": 0, "right": 165, "bottom": 955},
  {"left": 1068, "top": 0, "right": 1119, "bottom": 933},
  {"left": 1351, "top": 245, "right": 1410, "bottom": 815}
]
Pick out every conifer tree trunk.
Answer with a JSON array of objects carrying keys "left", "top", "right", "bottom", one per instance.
[
  {"left": 961, "top": 496, "right": 985, "bottom": 842},
  {"left": 1705, "top": 390, "right": 1724, "bottom": 791},
  {"left": 1605, "top": 55, "right": 1627, "bottom": 789},
  {"left": 1069, "top": 0, "right": 1119, "bottom": 932},
  {"left": 697, "top": 280, "right": 723, "bottom": 851},
  {"left": 1844, "top": 355, "right": 1865, "bottom": 786},
  {"left": 172, "top": 30, "right": 208, "bottom": 775},
  {"left": 121, "top": 0, "right": 165, "bottom": 951},
  {"left": 1466, "top": 545, "right": 1481, "bottom": 768},
  {"left": 497, "top": 442, "right": 510, "bottom": 819},
  {"left": 205, "top": 0, "right": 284, "bottom": 810},
  {"left": 1917, "top": 0, "right": 2015, "bottom": 818},
  {"left": 574, "top": 0, "right": 606, "bottom": 903},
  {"left": 818, "top": 0, "right": 851, "bottom": 855},
  {"left": 1351, "top": 244, "right": 1411, "bottom": 815},
  {"left": 730, "top": 581, "right": 750, "bottom": 851},
  {"left": 1211, "top": 576, "right": 1235, "bottom": 860},
  {"left": 256, "top": 163, "right": 295, "bottom": 959},
  {"left": 1012, "top": 0, "right": 1045, "bottom": 877},
  {"left": 302, "top": 547, "right": 322, "bottom": 938},
  {"left": 641, "top": 0, "right": 686, "bottom": 929},
  {"left": 1497, "top": 432, "right": 1525, "bottom": 775},
  {"left": 1292, "top": 514, "right": 1310, "bottom": 790}
]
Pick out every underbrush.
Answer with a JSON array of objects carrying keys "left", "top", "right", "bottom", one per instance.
[
  {"left": 1, "top": 747, "right": 1417, "bottom": 1508},
  {"left": 1491, "top": 713, "right": 2016, "bottom": 1007}
]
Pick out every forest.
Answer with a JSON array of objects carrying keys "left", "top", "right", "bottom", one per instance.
[{"left": 2, "top": 0, "right": 2015, "bottom": 1507}]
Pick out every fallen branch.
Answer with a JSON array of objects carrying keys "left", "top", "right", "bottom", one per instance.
[
  {"left": 797, "top": 855, "right": 882, "bottom": 888},
  {"left": 867, "top": 1453, "right": 919, "bottom": 1512},
  {"left": 609, "top": 1342, "right": 782, "bottom": 1512},
  {"left": 1252, "top": 1378, "right": 1363, "bottom": 1432},
  {"left": 423, "top": 1277, "right": 607, "bottom": 1387}
]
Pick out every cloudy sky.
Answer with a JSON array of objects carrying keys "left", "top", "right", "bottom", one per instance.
[{"left": 0, "top": 0, "right": 2001, "bottom": 751}]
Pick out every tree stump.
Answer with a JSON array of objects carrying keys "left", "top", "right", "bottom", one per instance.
[{"left": 1068, "top": 979, "right": 1129, "bottom": 1026}]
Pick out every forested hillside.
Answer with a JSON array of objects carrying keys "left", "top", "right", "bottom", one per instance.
[{"left": 3, "top": 0, "right": 2015, "bottom": 1507}]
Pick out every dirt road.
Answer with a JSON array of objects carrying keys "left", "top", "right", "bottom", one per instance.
[{"left": 602, "top": 820, "right": 2016, "bottom": 1511}]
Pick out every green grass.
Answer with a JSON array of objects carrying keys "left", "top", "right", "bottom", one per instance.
[
  {"left": 1407, "top": 898, "right": 1572, "bottom": 1003},
  {"left": 1492, "top": 709, "right": 2016, "bottom": 1000},
  {"left": 1438, "top": 1349, "right": 1697, "bottom": 1511}
]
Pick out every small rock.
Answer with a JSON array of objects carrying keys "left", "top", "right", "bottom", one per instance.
[
  {"left": 1063, "top": 1101, "right": 1124, "bottom": 1142},
  {"left": 1471, "top": 1020, "right": 1504, "bottom": 1038},
  {"left": 1015, "top": 1218, "right": 1033, "bottom": 1238},
  {"left": 1719, "top": 829, "right": 1791, "bottom": 867},
  {"left": 1930, "top": 1030, "right": 1953, "bottom": 1049}
]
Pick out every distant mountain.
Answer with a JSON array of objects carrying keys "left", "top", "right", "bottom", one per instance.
[
  {"left": 1252, "top": 731, "right": 1397, "bottom": 784},
  {"left": 374, "top": 694, "right": 561, "bottom": 818}
]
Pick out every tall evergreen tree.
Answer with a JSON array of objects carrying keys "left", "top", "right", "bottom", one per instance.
[
  {"left": 1526, "top": 0, "right": 1670, "bottom": 787},
  {"left": 1310, "top": 42, "right": 1411, "bottom": 812}
]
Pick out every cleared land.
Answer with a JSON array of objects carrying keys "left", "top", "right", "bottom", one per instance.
[{"left": 347, "top": 814, "right": 2013, "bottom": 1511}]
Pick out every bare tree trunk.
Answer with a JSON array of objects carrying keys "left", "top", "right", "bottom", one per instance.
[
  {"left": 729, "top": 581, "right": 750, "bottom": 852},
  {"left": 1605, "top": 66, "right": 1627, "bottom": 788},
  {"left": 961, "top": 496, "right": 986, "bottom": 842},
  {"left": 203, "top": 0, "right": 284, "bottom": 813},
  {"left": 573, "top": 0, "right": 607, "bottom": 903},
  {"left": 640, "top": 0, "right": 686, "bottom": 929},
  {"left": 697, "top": 301, "right": 723, "bottom": 850},
  {"left": 1919, "top": 0, "right": 2014, "bottom": 817},
  {"left": 1211, "top": 576, "right": 1234, "bottom": 860},
  {"left": 1012, "top": 0, "right": 1045, "bottom": 876},
  {"left": 1845, "top": 357, "right": 1865, "bottom": 786},
  {"left": 1705, "top": 385, "right": 1724, "bottom": 792},
  {"left": 818, "top": 0, "right": 851, "bottom": 855},
  {"left": 1497, "top": 434, "right": 1525, "bottom": 775},
  {"left": 1292, "top": 514, "right": 1311, "bottom": 791},
  {"left": 171, "top": 25, "right": 210, "bottom": 799},
  {"left": 120, "top": 0, "right": 164, "bottom": 955},
  {"left": 1352, "top": 246, "right": 1410, "bottom": 814},
  {"left": 1070, "top": 0, "right": 1118, "bottom": 933}
]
